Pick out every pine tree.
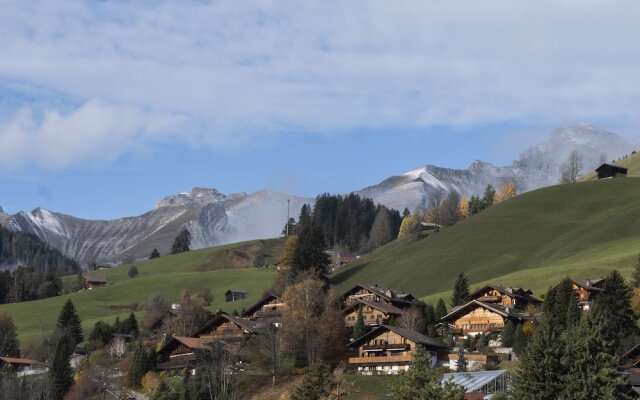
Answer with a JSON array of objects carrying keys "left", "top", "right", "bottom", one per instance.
[
  {"left": 435, "top": 298, "right": 448, "bottom": 321},
  {"left": 451, "top": 272, "right": 470, "bottom": 307},
  {"left": 128, "top": 265, "right": 139, "bottom": 278},
  {"left": 481, "top": 184, "right": 496, "bottom": 208},
  {"left": 57, "top": 299, "right": 84, "bottom": 345},
  {"left": 389, "top": 345, "right": 464, "bottom": 399},
  {"left": 0, "top": 314, "right": 20, "bottom": 357},
  {"left": 149, "top": 248, "right": 160, "bottom": 259},
  {"left": 129, "top": 342, "right": 146, "bottom": 388},
  {"left": 48, "top": 332, "right": 74, "bottom": 400},
  {"left": 171, "top": 228, "right": 191, "bottom": 254},
  {"left": 292, "top": 224, "right": 330, "bottom": 276},
  {"left": 125, "top": 312, "right": 139, "bottom": 336},
  {"left": 353, "top": 305, "right": 365, "bottom": 339},
  {"left": 291, "top": 364, "right": 330, "bottom": 400},
  {"left": 501, "top": 320, "right": 515, "bottom": 347},
  {"left": 633, "top": 253, "right": 640, "bottom": 288},
  {"left": 512, "top": 324, "right": 527, "bottom": 356},
  {"left": 456, "top": 345, "right": 468, "bottom": 372}
]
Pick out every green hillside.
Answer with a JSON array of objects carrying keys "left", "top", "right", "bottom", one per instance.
[
  {"left": 333, "top": 178, "right": 640, "bottom": 305},
  {"left": 582, "top": 151, "right": 640, "bottom": 180},
  {"left": 0, "top": 239, "right": 283, "bottom": 345}
]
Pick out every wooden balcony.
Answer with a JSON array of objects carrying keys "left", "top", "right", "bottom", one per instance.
[
  {"left": 157, "top": 355, "right": 196, "bottom": 370},
  {"left": 348, "top": 354, "right": 413, "bottom": 364},
  {"left": 362, "top": 343, "right": 409, "bottom": 351}
]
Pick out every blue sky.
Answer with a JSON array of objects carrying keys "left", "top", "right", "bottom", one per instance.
[{"left": 1, "top": 1, "right": 640, "bottom": 219}]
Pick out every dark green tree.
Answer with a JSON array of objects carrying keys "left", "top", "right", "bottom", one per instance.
[
  {"left": 149, "top": 248, "right": 160, "bottom": 259},
  {"left": 124, "top": 312, "right": 139, "bottom": 336},
  {"left": 153, "top": 379, "right": 179, "bottom": 400},
  {"left": 252, "top": 251, "right": 266, "bottom": 268},
  {"left": 353, "top": 305, "right": 365, "bottom": 339},
  {"left": 481, "top": 184, "right": 496, "bottom": 208},
  {"left": 129, "top": 342, "right": 146, "bottom": 388},
  {"left": 291, "top": 364, "right": 331, "bottom": 400},
  {"left": 57, "top": 299, "right": 84, "bottom": 345},
  {"left": 48, "top": 331, "right": 75, "bottom": 400},
  {"left": 456, "top": 345, "right": 468, "bottom": 372},
  {"left": 468, "top": 195, "right": 484, "bottom": 215},
  {"left": 501, "top": 320, "right": 515, "bottom": 347},
  {"left": 281, "top": 217, "right": 297, "bottom": 237},
  {"left": 512, "top": 324, "right": 527, "bottom": 356},
  {"left": 0, "top": 314, "right": 20, "bottom": 357},
  {"left": 128, "top": 265, "right": 139, "bottom": 278},
  {"left": 451, "top": 272, "right": 470, "bottom": 307},
  {"left": 403, "top": 207, "right": 411, "bottom": 217},
  {"left": 633, "top": 253, "right": 640, "bottom": 288},
  {"left": 292, "top": 225, "right": 330, "bottom": 276},
  {"left": 389, "top": 345, "right": 464, "bottom": 399},
  {"left": 88, "top": 320, "right": 113, "bottom": 349},
  {"left": 435, "top": 298, "right": 448, "bottom": 321},
  {"left": 171, "top": 228, "right": 191, "bottom": 254}
]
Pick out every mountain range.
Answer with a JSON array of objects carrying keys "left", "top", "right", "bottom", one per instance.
[{"left": 0, "top": 124, "right": 634, "bottom": 267}]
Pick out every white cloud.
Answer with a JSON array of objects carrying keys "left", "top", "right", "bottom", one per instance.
[{"left": 1, "top": 0, "right": 640, "bottom": 168}]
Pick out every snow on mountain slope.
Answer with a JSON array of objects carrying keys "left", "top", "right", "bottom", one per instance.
[{"left": 356, "top": 124, "right": 634, "bottom": 212}]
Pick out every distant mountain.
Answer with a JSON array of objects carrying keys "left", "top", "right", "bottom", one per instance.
[
  {"left": 0, "top": 124, "right": 632, "bottom": 266},
  {"left": 356, "top": 124, "right": 633, "bottom": 212},
  {"left": 1, "top": 188, "right": 311, "bottom": 266}
]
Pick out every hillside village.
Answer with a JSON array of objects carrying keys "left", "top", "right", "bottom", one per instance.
[{"left": 2, "top": 161, "right": 640, "bottom": 400}]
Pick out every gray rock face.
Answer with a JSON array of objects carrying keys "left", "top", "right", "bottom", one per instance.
[
  {"left": 356, "top": 124, "right": 634, "bottom": 212},
  {"left": 2, "top": 188, "right": 311, "bottom": 266}
]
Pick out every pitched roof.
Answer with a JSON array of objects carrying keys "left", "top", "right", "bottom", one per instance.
[
  {"left": 196, "top": 313, "right": 263, "bottom": 336},
  {"left": 442, "top": 300, "right": 532, "bottom": 322},
  {"left": 571, "top": 278, "right": 606, "bottom": 292},
  {"left": 341, "top": 284, "right": 415, "bottom": 306},
  {"left": 242, "top": 292, "right": 283, "bottom": 317},
  {"left": 225, "top": 289, "right": 248, "bottom": 295},
  {"left": 0, "top": 357, "right": 46, "bottom": 366},
  {"left": 342, "top": 299, "right": 405, "bottom": 316},
  {"left": 596, "top": 163, "right": 628, "bottom": 173},
  {"left": 469, "top": 285, "right": 541, "bottom": 304},
  {"left": 348, "top": 325, "right": 445, "bottom": 349}
]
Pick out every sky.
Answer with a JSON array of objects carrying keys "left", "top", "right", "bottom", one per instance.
[{"left": 1, "top": 1, "right": 640, "bottom": 219}]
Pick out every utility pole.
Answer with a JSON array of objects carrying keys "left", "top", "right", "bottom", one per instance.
[{"left": 286, "top": 199, "right": 290, "bottom": 236}]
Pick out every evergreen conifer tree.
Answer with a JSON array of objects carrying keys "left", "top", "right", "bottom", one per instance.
[
  {"left": 353, "top": 305, "right": 365, "bottom": 339},
  {"left": 57, "top": 299, "right": 84, "bottom": 345},
  {"left": 125, "top": 312, "right": 139, "bottom": 336},
  {"left": 149, "top": 248, "right": 160, "bottom": 259},
  {"left": 171, "top": 228, "right": 191, "bottom": 254},
  {"left": 291, "top": 364, "right": 330, "bottom": 400},
  {"left": 435, "top": 298, "right": 447, "bottom": 321},
  {"left": 48, "top": 332, "right": 74, "bottom": 400},
  {"left": 389, "top": 345, "right": 464, "bottom": 399},
  {"left": 0, "top": 314, "right": 20, "bottom": 357},
  {"left": 633, "top": 254, "right": 640, "bottom": 288},
  {"left": 501, "top": 320, "right": 515, "bottom": 347},
  {"left": 129, "top": 342, "right": 146, "bottom": 388},
  {"left": 292, "top": 224, "right": 330, "bottom": 276},
  {"left": 512, "top": 324, "right": 527, "bottom": 356},
  {"left": 456, "top": 345, "right": 468, "bottom": 372},
  {"left": 481, "top": 184, "right": 496, "bottom": 208},
  {"left": 451, "top": 272, "right": 470, "bottom": 307}
]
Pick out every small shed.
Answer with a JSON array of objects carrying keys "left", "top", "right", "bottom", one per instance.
[
  {"left": 596, "top": 163, "right": 628, "bottom": 179},
  {"left": 225, "top": 290, "right": 248, "bottom": 302},
  {"left": 82, "top": 275, "right": 108, "bottom": 290}
]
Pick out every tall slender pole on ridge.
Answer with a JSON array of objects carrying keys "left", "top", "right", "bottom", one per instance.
[{"left": 286, "top": 199, "right": 290, "bottom": 237}]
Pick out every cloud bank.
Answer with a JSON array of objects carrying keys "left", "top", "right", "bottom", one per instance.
[{"left": 1, "top": 1, "right": 639, "bottom": 168}]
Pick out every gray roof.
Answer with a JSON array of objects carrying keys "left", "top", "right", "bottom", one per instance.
[
  {"left": 443, "top": 300, "right": 531, "bottom": 322},
  {"left": 440, "top": 370, "right": 510, "bottom": 393},
  {"left": 343, "top": 299, "right": 405, "bottom": 316},
  {"left": 349, "top": 324, "right": 445, "bottom": 349}
]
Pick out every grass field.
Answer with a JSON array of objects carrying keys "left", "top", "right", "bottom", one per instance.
[
  {"left": 343, "top": 375, "right": 398, "bottom": 400},
  {"left": 333, "top": 178, "right": 640, "bottom": 306},
  {"left": 582, "top": 151, "right": 640, "bottom": 180},
  {"left": 0, "top": 239, "right": 283, "bottom": 345}
]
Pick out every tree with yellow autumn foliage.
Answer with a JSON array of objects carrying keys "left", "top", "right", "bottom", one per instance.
[
  {"left": 495, "top": 182, "right": 517, "bottom": 203},
  {"left": 459, "top": 197, "right": 470, "bottom": 218}
]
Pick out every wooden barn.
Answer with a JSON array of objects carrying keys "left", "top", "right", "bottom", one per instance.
[
  {"left": 442, "top": 299, "right": 533, "bottom": 337},
  {"left": 82, "top": 275, "right": 108, "bottom": 290},
  {"left": 196, "top": 313, "right": 262, "bottom": 342},
  {"left": 156, "top": 336, "right": 212, "bottom": 370},
  {"left": 468, "top": 285, "right": 541, "bottom": 310},
  {"left": 343, "top": 299, "right": 404, "bottom": 328},
  {"left": 339, "top": 284, "right": 415, "bottom": 310},
  {"left": 242, "top": 292, "right": 285, "bottom": 323},
  {"left": 596, "top": 163, "right": 628, "bottom": 179},
  {"left": 347, "top": 325, "right": 445, "bottom": 375},
  {"left": 225, "top": 289, "right": 248, "bottom": 302}
]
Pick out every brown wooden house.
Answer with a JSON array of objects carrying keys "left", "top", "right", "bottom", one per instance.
[
  {"left": 0, "top": 357, "right": 47, "bottom": 375},
  {"left": 156, "top": 336, "right": 213, "bottom": 370},
  {"left": 196, "top": 313, "right": 263, "bottom": 342},
  {"left": 569, "top": 278, "right": 605, "bottom": 310},
  {"left": 82, "top": 275, "right": 108, "bottom": 290},
  {"left": 442, "top": 300, "right": 532, "bottom": 337},
  {"left": 242, "top": 292, "right": 285, "bottom": 324},
  {"left": 340, "top": 284, "right": 415, "bottom": 310},
  {"left": 343, "top": 299, "right": 404, "bottom": 328},
  {"left": 596, "top": 163, "right": 628, "bottom": 179},
  {"left": 468, "top": 285, "right": 541, "bottom": 310},
  {"left": 347, "top": 325, "right": 445, "bottom": 375}
]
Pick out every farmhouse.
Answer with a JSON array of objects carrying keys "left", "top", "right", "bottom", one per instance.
[
  {"left": 340, "top": 284, "right": 415, "bottom": 310},
  {"left": 347, "top": 325, "right": 445, "bottom": 375},
  {"left": 0, "top": 357, "right": 47, "bottom": 376},
  {"left": 225, "top": 289, "right": 248, "bottom": 302},
  {"left": 467, "top": 285, "right": 541, "bottom": 309},
  {"left": 343, "top": 299, "right": 404, "bottom": 328},
  {"left": 156, "top": 336, "right": 212, "bottom": 370},
  {"left": 82, "top": 275, "right": 108, "bottom": 290},
  {"left": 596, "top": 163, "right": 628, "bottom": 179},
  {"left": 568, "top": 278, "right": 605, "bottom": 310},
  {"left": 242, "top": 292, "right": 285, "bottom": 323},
  {"left": 442, "top": 300, "right": 532, "bottom": 337},
  {"left": 196, "top": 313, "right": 263, "bottom": 342}
]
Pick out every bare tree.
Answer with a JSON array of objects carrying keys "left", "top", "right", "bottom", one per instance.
[
  {"left": 366, "top": 208, "right": 392, "bottom": 251},
  {"left": 559, "top": 150, "right": 584, "bottom": 183},
  {"left": 398, "top": 305, "right": 425, "bottom": 332},
  {"left": 109, "top": 336, "right": 126, "bottom": 359},
  {"left": 426, "top": 190, "right": 462, "bottom": 227},
  {"left": 598, "top": 152, "right": 608, "bottom": 167}
]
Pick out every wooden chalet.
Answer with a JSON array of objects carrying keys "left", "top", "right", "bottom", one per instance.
[
  {"left": 0, "top": 357, "right": 47, "bottom": 375},
  {"left": 468, "top": 285, "right": 541, "bottom": 310},
  {"left": 442, "top": 300, "right": 532, "bottom": 337},
  {"left": 347, "top": 325, "right": 445, "bottom": 375},
  {"left": 196, "top": 313, "right": 263, "bottom": 342},
  {"left": 225, "top": 289, "right": 248, "bottom": 302},
  {"left": 596, "top": 163, "right": 628, "bottom": 179},
  {"left": 82, "top": 275, "right": 108, "bottom": 290},
  {"left": 242, "top": 292, "right": 285, "bottom": 323},
  {"left": 157, "top": 336, "right": 212, "bottom": 370},
  {"left": 569, "top": 278, "right": 605, "bottom": 310},
  {"left": 343, "top": 299, "right": 404, "bottom": 328},
  {"left": 340, "top": 284, "right": 415, "bottom": 310}
]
